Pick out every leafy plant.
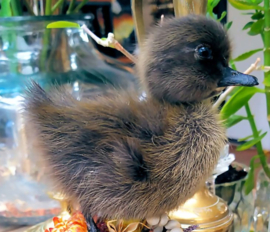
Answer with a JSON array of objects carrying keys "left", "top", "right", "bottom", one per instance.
[
  {"left": 208, "top": 0, "right": 270, "bottom": 195},
  {"left": 207, "top": 0, "right": 233, "bottom": 29},
  {"left": 225, "top": 0, "right": 270, "bottom": 194}
]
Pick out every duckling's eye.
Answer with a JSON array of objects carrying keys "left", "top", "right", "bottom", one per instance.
[{"left": 195, "top": 45, "right": 213, "bottom": 60}]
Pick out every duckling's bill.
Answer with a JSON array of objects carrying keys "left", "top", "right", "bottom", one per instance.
[{"left": 218, "top": 67, "right": 259, "bottom": 87}]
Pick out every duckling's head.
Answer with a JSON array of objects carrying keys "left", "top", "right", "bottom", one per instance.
[{"left": 137, "top": 14, "right": 258, "bottom": 104}]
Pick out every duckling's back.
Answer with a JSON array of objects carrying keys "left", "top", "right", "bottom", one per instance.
[{"left": 24, "top": 81, "right": 226, "bottom": 220}]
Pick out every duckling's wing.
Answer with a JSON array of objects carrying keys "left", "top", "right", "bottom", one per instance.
[{"left": 23, "top": 81, "right": 166, "bottom": 219}]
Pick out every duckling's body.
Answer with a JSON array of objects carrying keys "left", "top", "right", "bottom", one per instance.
[
  {"left": 24, "top": 14, "right": 258, "bottom": 230},
  {"left": 25, "top": 84, "right": 225, "bottom": 220}
]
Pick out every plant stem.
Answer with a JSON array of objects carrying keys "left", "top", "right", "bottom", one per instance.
[
  {"left": 73, "top": 0, "right": 88, "bottom": 13},
  {"left": 81, "top": 25, "right": 138, "bottom": 63},
  {"left": 51, "top": 0, "right": 65, "bottom": 14},
  {"left": 66, "top": 0, "right": 76, "bottom": 14},
  {"left": 45, "top": 0, "right": 52, "bottom": 15},
  {"left": 10, "top": 0, "right": 23, "bottom": 16},
  {"left": 264, "top": 0, "right": 270, "bottom": 127},
  {"left": 245, "top": 104, "right": 270, "bottom": 178}
]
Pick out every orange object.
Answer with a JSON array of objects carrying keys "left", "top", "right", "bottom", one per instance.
[{"left": 44, "top": 212, "right": 88, "bottom": 232}]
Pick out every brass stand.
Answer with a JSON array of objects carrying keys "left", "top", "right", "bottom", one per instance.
[
  {"left": 169, "top": 186, "right": 233, "bottom": 232},
  {"left": 168, "top": 146, "right": 235, "bottom": 232}
]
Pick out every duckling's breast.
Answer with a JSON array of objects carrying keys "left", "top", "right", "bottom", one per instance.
[{"left": 142, "top": 102, "right": 227, "bottom": 212}]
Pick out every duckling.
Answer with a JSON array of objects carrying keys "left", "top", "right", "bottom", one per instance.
[{"left": 24, "top": 14, "right": 258, "bottom": 232}]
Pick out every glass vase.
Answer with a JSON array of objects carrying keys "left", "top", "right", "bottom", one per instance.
[
  {"left": 253, "top": 169, "right": 270, "bottom": 232},
  {"left": 215, "top": 162, "right": 253, "bottom": 232}
]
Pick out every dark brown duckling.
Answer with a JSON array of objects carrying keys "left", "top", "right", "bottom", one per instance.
[{"left": 23, "top": 14, "right": 258, "bottom": 232}]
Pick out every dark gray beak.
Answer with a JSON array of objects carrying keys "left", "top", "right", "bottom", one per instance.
[{"left": 218, "top": 67, "right": 259, "bottom": 87}]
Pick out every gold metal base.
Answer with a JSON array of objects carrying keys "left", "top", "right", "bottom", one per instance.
[{"left": 169, "top": 186, "right": 233, "bottom": 232}]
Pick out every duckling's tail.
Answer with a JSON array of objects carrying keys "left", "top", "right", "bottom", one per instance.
[
  {"left": 24, "top": 80, "right": 75, "bottom": 116},
  {"left": 23, "top": 81, "right": 91, "bottom": 198},
  {"left": 24, "top": 80, "right": 51, "bottom": 114},
  {"left": 23, "top": 80, "right": 75, "bottom": 150}
]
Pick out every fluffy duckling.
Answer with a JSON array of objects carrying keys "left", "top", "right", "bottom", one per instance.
[{"left": 24, "top": 15, "right": 258, "bottom": 232}]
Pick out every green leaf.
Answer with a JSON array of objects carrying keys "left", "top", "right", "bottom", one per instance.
[
  {"left": 237, "top": 132, "right": 267, "bottom": 151},
  {"left": 238, "top": 130, "right": 262, "bottom": 141},
  {"left": 244, "top": 155, "right": 260, "bottom": 195},
  {"left": 251, "top": 12, "right": 264, "bottom": 20},
  {"left": 46, "top": 21, "right": 80, "bottom": 29},
  {"left": 211, "top": 0, "right": 222, "bottom": 8},
  {"left": 221, "top": 86, "right": 264, "bottom": 120},
  {"left": 246, "top": 0, "right": 263, "bottom": 4},
  {"left": 243, "top": 21, "right": 254, "bottom": 30},
  {"left": 218, "top": 11, "right": 227, "bottom": 21},
  {"left": 229, "top": 86, "right": 241, "bottom": 96},
  {"left": 263, "top": 76, "right": 270, "bottom": 87},
  {"left": 206, "top": 11, "right": 218, "bottom": 20},
  {"left": 225, "top": 21, "right": 233, "bottom": 30},
  {"left": 238, "top": 134, "right": 254, "bottom": 142},
  {"left": 248, "top": 19, "right": 264, "bottom": 35},
  {"left": 225, "top": 115, "right": 247, "bottom": 128},
  {"left": 234, "top": 48, "right": 263, "bottom": 61},
  {"left": 228, "top": 0, "right": 264, "bottom": 10}
]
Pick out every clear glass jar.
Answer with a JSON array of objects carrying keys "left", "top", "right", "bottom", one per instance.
[
  {"left": 206, "top": 146, "right": 253, "bottom": 232},
  {"left": 253, "top": 169, "right": 270, "bottom": 232},
  {"left": 215, "top": 162, "right": 253, "bottom": 232},
  {"left": 0, "top": 15, "right": 136, "bottom": 227}
]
